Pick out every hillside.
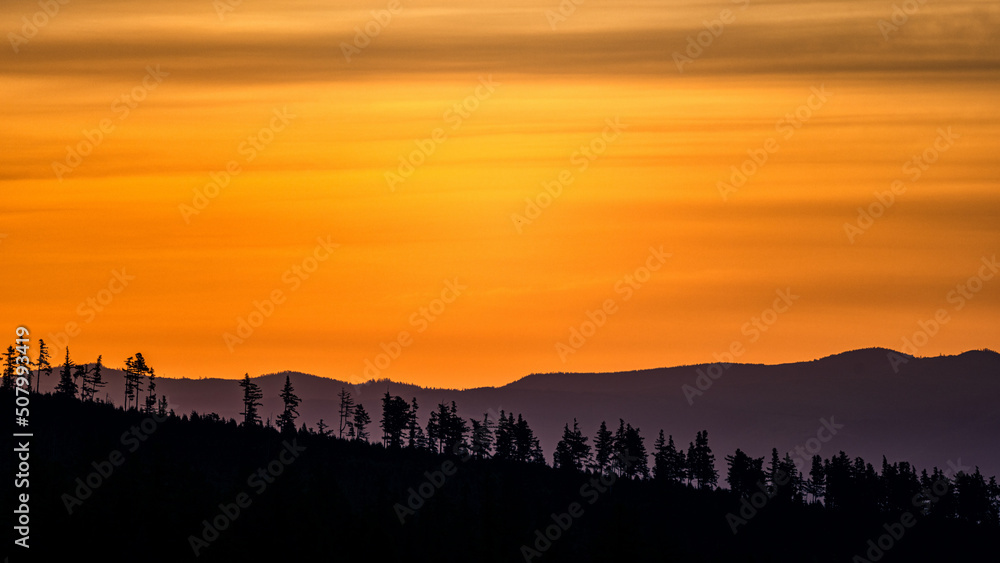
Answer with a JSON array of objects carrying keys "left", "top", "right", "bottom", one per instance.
[{"left": 37, "top": 348, "right": 1000, "bottom": 477}]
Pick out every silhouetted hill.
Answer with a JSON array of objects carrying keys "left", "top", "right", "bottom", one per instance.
[
  {"left": 40, "top": 348, "right": 1000, "bottom": 477},
  {"left": 2, "top": 392, "right": 996, "bottom": 562}
]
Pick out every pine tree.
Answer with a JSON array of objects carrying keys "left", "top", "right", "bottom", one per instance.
[
  {"left": 426, "top": 410, "right": 440, "bottom": 453},
  {"left": 1, "top": 346, "right": 15, "bottom": 392},
  {"left": 352, "top": 403, "right": 371, "bottom": 442},
  {"left": 807, "top": 454, "right": 826, "bottom": 504},
  {"left": 123, "top": 353, "right": 151, "bottom": 410},
  {"left": 84, "top": 355, "right": 106, "bottom": 402},
  {"left": 594, "top": 420, "right": 614, "bottom": 473},
  {"left": 513, "top": 414, "right": 544, "bottom": 464},
  {"left": 654, "top": 430, "right": 669, "bottom": 479},
  {"left": 469, "top": 412, "right": 494, "bottom": 458},
  {"left": 493, "top": 411, "right": 514, "bottom": 460},
  {"left": 337, "top": 387, "right": 355, "bottom": 438},
  {"left": 621, "top": 424, "right": 648, "bottom": 479},
  {"left": 554, "top": 424, "right": 575, "bottom": 470},
  {"left": 276, "top": 375, "right": 300, "bottom": 434},
  {"left": 663, "top": 434, "right": 687, "bottom": 484},
  {"left": 33, "top": 338, "right": 52, "bottom": 393},
  {"left": 726, "top": 448, "right": 765, "bottom": 498},
  {"left": 317, "top": 419, "right": 330, "bottom": 437},
  {"left": 55, "top": 347, "right": 78, "bottom": 397},
  {"left": 689, "top": 430, "right": 718, "bottom": 489},
  {"left": 380, "top": 391, "right": 412, "bottom": 449},
  {"left": 406, "top": 397, "right": 421, "bottom": 448},
  {"left": 238, "top": 374, "right": 263, "bottom": 427},
  {"left": 144, "top": 370, "right": 157, "bottom": 415}
]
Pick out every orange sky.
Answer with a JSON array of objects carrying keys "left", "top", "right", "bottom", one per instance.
[{"left": 2, "top": 0, "right": 998, "bottom": 388}]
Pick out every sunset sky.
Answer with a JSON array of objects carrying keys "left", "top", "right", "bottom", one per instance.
[{"left": 2, "top": 0, "right": 998, "bottom": 389}]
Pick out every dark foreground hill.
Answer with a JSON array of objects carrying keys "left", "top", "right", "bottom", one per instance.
[
  {"left": 1, "top": 392, "right": 997, "bottom": 563},
  {"left": 37, "top": 348, "right": 1000, "bottom": 478}
]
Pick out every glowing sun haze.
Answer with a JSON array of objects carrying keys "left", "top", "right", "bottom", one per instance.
[{"left": 2, "top": 0, "right": 998, "bottom": 389}]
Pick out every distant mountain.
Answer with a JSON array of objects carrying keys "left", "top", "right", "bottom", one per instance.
[{"left": 42, "top": 348, "right": 1000, "bottom": 477}]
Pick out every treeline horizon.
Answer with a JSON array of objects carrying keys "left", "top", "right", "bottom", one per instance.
[{"left": 6, "top": 343, "right": 1000, "bottom": 530}]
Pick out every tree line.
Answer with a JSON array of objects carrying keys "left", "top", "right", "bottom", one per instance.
[
  {"left": 235, "top": 380, "right": 1000, "bottom": 525},
  {"left": 2, "top": 340, "right": 167, "bottom": 417},
  {"left": 7, "top": 341, "right": 998, "bottom": 527}
]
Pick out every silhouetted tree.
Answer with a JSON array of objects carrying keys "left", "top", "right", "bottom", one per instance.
[
  {"left": 1, "top": 346, "right": 14, "bottom": 391},
  {"left": 380, "top": 391, "right": 412, "bottom": 448},
  {"left": 317, "top": 419, "right": 330, "bottom": 437},
  {"left": 553, "top": 419, "right": 591, "bottom": 471},
  {"left": 144, "top": 370, "right": 157, "bottom": 415},
  {"left": 276, "top": 375, "right": 300, "bottom": 434},
  {"left": 406, "top": 397, "right": 423, "bottom": 448},
  {"left": 688, "top": 430, "right": 718, "bottom": 489},
  {"left": 123, "top": 353, "right": 152, "bottom": 410},
  {"left": 594, "top": 420, "right": 614, "bottom": 473},
  {"left": 469, "top": 412, "right": 495, "bottom": 459},
  {"left": 352, "top": 403, "right": 371, "bottom": 442},
  {"left": 55, "top": 347, "right": 78, "bottom": 397},
  {"left": 79, "top": 355, "right": 105, "bottom": 402},
  {"left": 726, "top": 448, "right": 766, "bottom": 499},
  {"left": 615, "top": 423, "right": 648, "bottom": 479},
  {"left": 955, "top": 468, "right": 996, "bottom": 524},
  {"left": 493, "top": 410, "right": 514, "bottom": 460},
  {"left": 433, "top": 401, "right": 468, "bottom": 454},
  {"left": 33, "top": 338, "right": 52, "bottom": 393},
  {"left": 237, "top": 373, "right": 263, "bottom": 427},
  {"left": 513, "top": 414, "right": 545, "bottom": 464},
  {"left": 338, "top": 387, "right": 355, "bottom": 438},
  {"left": 806, "top": 454, "right": 825, "bottom": 504}
]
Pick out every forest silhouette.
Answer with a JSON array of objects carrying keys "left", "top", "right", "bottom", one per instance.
[{"left": 2, "top": 344, "right": 998, "bottom": 562}]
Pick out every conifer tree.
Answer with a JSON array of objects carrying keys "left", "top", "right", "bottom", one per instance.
[
  {"left": 276, "top": 375, "right": 300, "bottom": 434},
  {"left": 55, "top": 347, "right": 78, "bottom": 397}
]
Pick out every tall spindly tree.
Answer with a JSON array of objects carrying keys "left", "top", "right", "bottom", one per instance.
[
  {"left": 55, "top": 347, "right": 78, "bottom": 397},
  {"left": 276, "top": 375, "right": 300, "bottom": 434},
  {"left": 337, "top": 387, "right": 355, "bottom": 438},
  {"left": 123, "top": 353, "right": 153, "bottom": 410},
  {"left": 352, "top": 403, "right": 371, "bottom": 442},
  {"left": 238, "top": 373, "right": 263, "bottom": 427},
  {"left": 33, "top": 338, "right": 53, "bottom": 393},
  {"left": 1, "top": 346, "right": 15, "bottom": 392}
]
